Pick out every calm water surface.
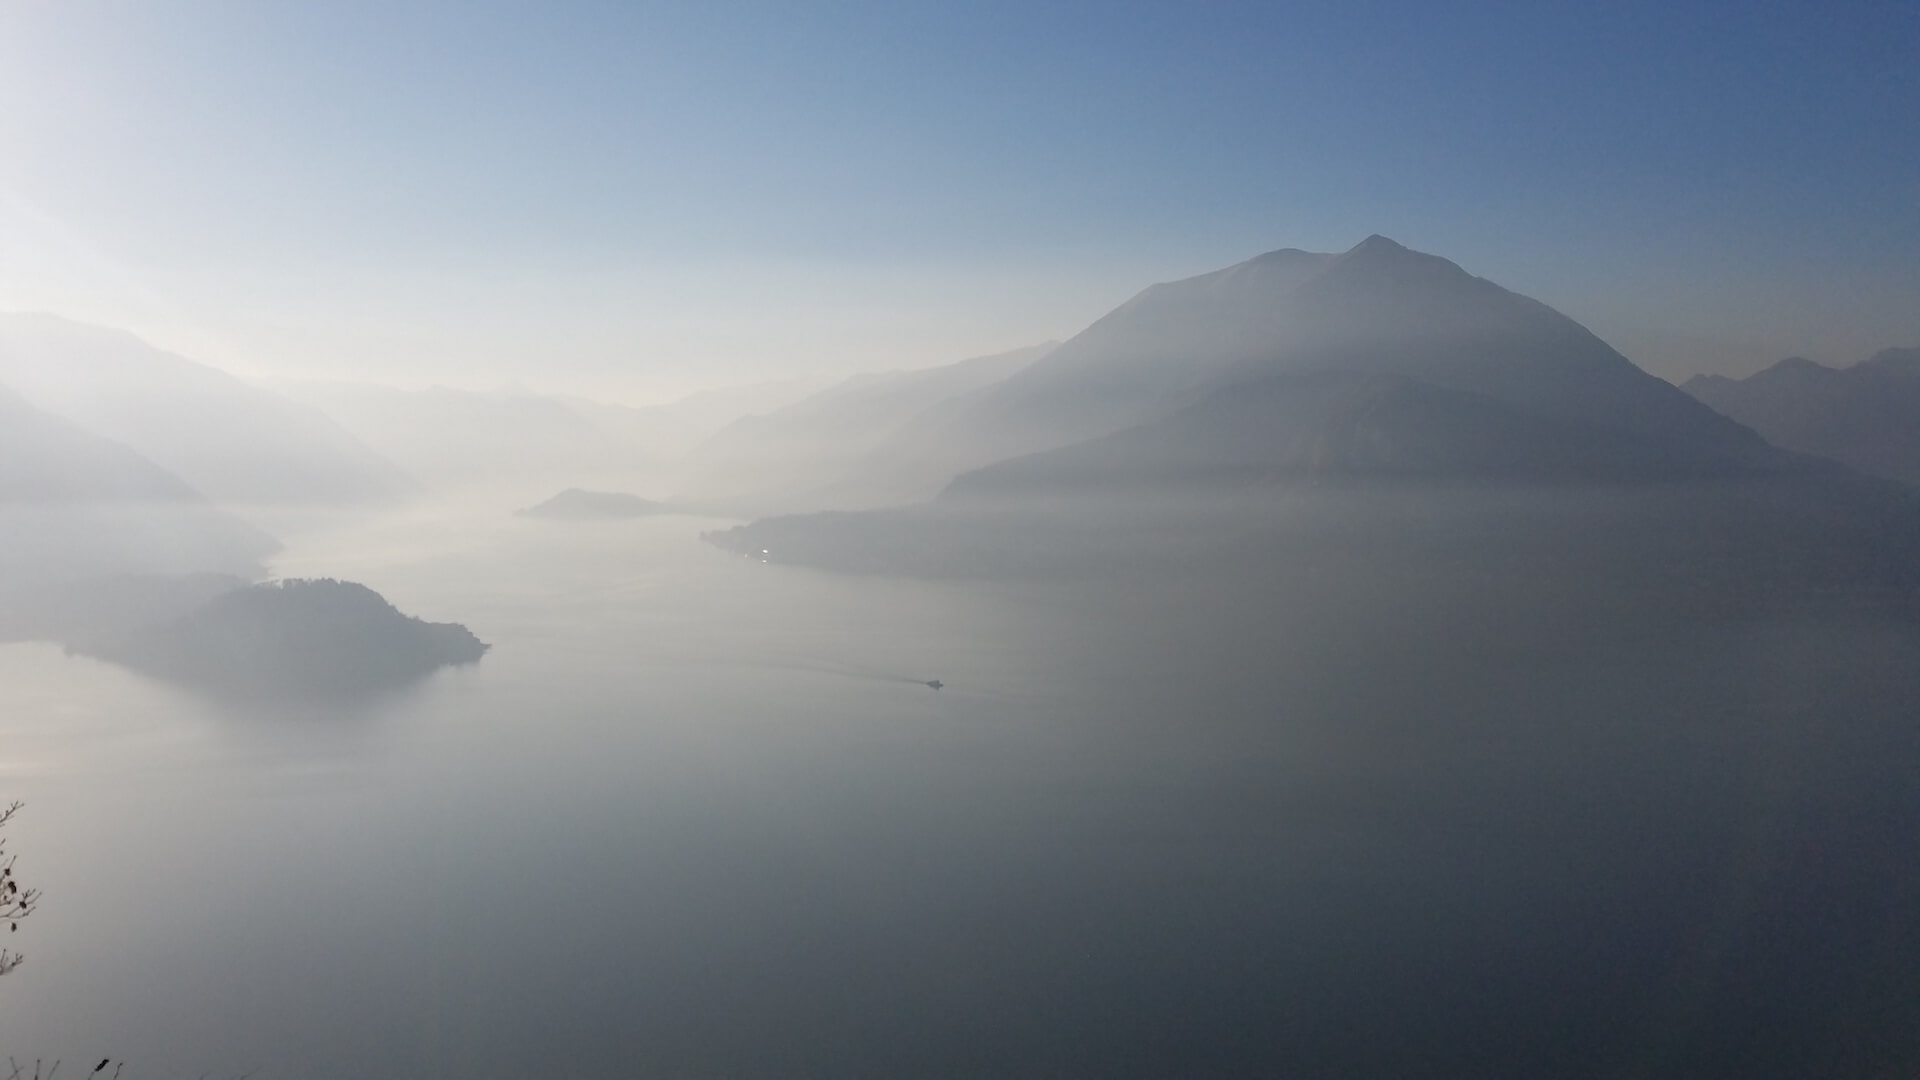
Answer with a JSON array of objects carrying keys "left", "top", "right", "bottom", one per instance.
[{"left": 2, "top": 506, "right": 1917, "bottom": 1078}]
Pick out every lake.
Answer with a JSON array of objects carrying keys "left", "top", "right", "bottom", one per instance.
[{"left": 3, "top": 503, "right": 1917, "bottom": 1078}]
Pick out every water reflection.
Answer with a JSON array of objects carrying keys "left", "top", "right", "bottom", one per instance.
[{"left": 0, "top": 513, "right": 1915, "bottom": 1078}]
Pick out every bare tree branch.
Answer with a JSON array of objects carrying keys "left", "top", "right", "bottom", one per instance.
[{"left": 0, "top": 801, "right": 41, "bottom": 976}]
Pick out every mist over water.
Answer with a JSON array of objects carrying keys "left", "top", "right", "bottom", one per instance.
[
  {"left": 3, "top": 503, "right": 1916, "bottom": 1078},
  {"left": 6, "top": 3, "right": 1920, "bottom": 1072},
  {"left": 3, "top": 234, "right": 1918, "bottom": 1078}
]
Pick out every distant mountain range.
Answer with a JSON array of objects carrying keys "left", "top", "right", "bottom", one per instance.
[
  {"left": 706, "top": 237, "right": 1776, "bottom": 512},
  {"left": 273, "top": 376, "right": 828, "bottom": 494},
  {"left": 709, "top": 237, "right": 1920, "bottom": 611},
  {"left": 925, "top": 236, "right": 1774, "bottom": 497},
  {"left": 1683, "top": 348, "right": 1920, "bottom": 485},
  {"left": 0, "top": 313, "right": 415, "bottom": 505},
  {"left": 714, "top": 236, "right": 1787, "bottom": 510},
  {"left": 675, "top": 342, "right": 1056, "bottom": 513},
  {"left": 946, "top": 368, "right": 1762, "bottom": 501},
  {"left": 517, "top": 489, "right": 669, "bottom": 520},
  {"left": 0, "top": 382, "right": 277, "bottom": 589},
  {"left": 0, "top": 381, "right": 201, "bottom": 504}
]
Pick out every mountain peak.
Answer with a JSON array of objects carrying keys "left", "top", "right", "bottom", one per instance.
[
  {"left": 1304, "top": 235, "right": 1480, "bottom": 293},
  {"left": 1746, "top": 355, "right": 1843, "bottom": 390},
  {"left": 1348, "top": 234, "right": 1410, "bottom": 256},
  {"left": 1682, "top": 348, "right": 1920, "bottom": 485},
  {"left": 1247, "top": 247, "right": 1326, "bottom": 265},
  {"left": 1326, "top": 234, "right": 1468, "bottom": 278}
]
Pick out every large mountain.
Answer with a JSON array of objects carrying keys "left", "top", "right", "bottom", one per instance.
[
  {"left": 0, "top": 383, "right": 277, "bottom": 588},
  {"left": 946, "top": 369, "right": 1771, "bottom": 501},
  {"left": 850, "top": 237, "right": 1775, "bottom": 503},
  {"left": 0, "top": 313, "right": 415, "bottom": 505},
  {"left": 709, "top": 238, "right": 1920, "bottom": 609},
  {"left": 1682, "top": 348, "right": 1920, "bottom": 485},
  {"left": 675, "top": 342, "right": 1055, "bottom": 512}
]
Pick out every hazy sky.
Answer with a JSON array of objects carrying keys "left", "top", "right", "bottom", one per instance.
[{"left": 1, "top": 0, "right": 1915, "bottom": 397}]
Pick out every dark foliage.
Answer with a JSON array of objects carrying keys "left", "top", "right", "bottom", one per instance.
[{"left": 80, "top": 578, "right": 487, "bottom": 698}]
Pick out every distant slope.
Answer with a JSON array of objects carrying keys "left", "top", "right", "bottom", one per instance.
[
  {"left": 707, "top": 238, "right": 1919, "bottom": 611},
  {"left": 0, "top": 382, "right": 200, "bottom": 504},
  {"left": 517, "top": 488, "right": 667, "bottom": 519},
  {"left": 276, "top": 376, "right": 828, "bottom": 494},
  {"left": 0, "top": 384, "right": 277, "bottom": 588},
  {"left": 851, "top": 237, "right": 1772, "bottom": 502},
  {"left": 676, "top": 343, "right": 1054, "bottom": 512},
  {"left": 945, "top": 370, "right": 1775, "bottom": 501},
  {"left": 274, "top": 381, "right": 626, "bottom": 489},
  {"left": 1682, "top": 348, "right": 1920, "bottom": 485},
  {"left": 560, "top": 377, "right": 834, "bottom": 462},
  {"left": 0, "top": 313, "right": 416, "bottom": 505}
]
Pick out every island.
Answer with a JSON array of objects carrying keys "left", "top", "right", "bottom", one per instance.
[
  {"left": 80, "top": 577, "right": 488, "bottom": 696},
  {"left": 516, "top": 488, "right": 669, "bottom": 520}
]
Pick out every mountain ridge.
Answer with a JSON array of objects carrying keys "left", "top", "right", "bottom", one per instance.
[
  {"left": 840, "top": 235, "right": 1774, "bottom": 505},
  {"left": 675, "top": 342, "right": 1057, "bottom": 513},
  {"left": 0, "top": 313, "right": 416, "bottom": 505},
  {"left": 0, "top": 382, "right": 278, "bottom": 588},
  {"left": 705, "top": 237, "right": 1919, "bottom": 610},
  {"left": 1683, "top": 348, "right": 1920, "bottom": 485}
]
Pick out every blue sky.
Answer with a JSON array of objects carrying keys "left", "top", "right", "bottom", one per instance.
[{"left": 1, "top": 0, "right": 1914, "bottom": 394}]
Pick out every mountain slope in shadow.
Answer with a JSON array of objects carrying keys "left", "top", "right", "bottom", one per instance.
[
  {"left": 275, "top": 375, "right": 828, "bottom": 495},
  {"left": 516, "top": 488, "right": 669, "bottom": 519},
  {"left": 946, "top": 370, "right": 1778, "bottom": 500},
  {"left": 0, "top": 383, "right": 277, "bottom": 589},
  {"left": 1683, "top": 348, "right": 1920, "bottom": 485},
  {"left": 708, "top": 239, "right": 1919, "bottom": 615},
  {"left": 676, "top": 342, "right": 1056, "bottom": 514},
  {"left": 0, "top": 313, "right": 416, "bottom": 505},
  {"left": 848, "top": 237, "right": 1770, "bottom": 504}
]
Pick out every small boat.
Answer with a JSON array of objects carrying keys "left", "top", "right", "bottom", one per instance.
[{"left": 924, "top": 680, "right": 944, "bottom": 690}]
